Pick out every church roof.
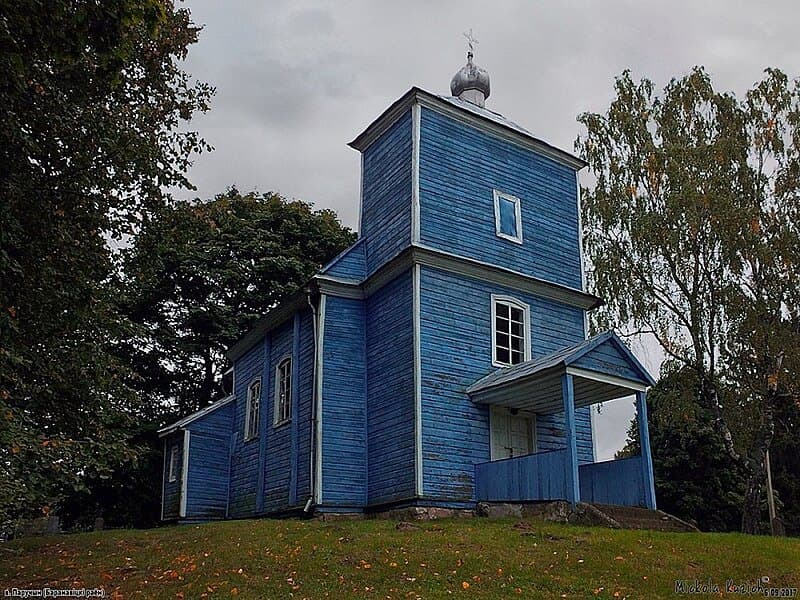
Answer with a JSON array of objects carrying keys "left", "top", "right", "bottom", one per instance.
[
  {"left": 348, "top": 87, "right": 586, "bottom": 170},
  {"left": 466, "top": 331, "right": 655, "bottom": 413}
]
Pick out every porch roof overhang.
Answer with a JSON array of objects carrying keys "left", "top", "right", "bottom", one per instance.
[{"left": 466, "top": 331, "right": 656, "bottom": 414}]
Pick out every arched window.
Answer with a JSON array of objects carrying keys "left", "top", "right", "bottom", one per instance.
[
  {"left": 274, "top": 356, "right": 292, "bottom": 426},
  {"left": 491, "top": 295, "right": 531, "bottom": 367}
]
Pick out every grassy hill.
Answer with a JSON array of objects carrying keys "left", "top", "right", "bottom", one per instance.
[{"left": 1, "top": 517, "right": 798, "bottom": 599}]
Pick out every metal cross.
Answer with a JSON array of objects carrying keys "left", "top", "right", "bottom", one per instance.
[{"left": 463, "top": 28, "right": 479, "bottom": 53}]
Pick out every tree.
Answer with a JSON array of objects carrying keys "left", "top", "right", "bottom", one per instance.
[
  {"left": 119, "top": 188, "right": 357, "bottom": 416},
  {"left": 576, "top": 67, "right": 800, "bottom": 533},
  {"left": 617, "top": 366, "right": 746, "bottom": 532},
  {"left": 0, "top": 1, "right": 212, "bottom": 528}
]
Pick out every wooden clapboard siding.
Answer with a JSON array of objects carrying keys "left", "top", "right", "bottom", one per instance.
[
  {"left": 321, "top": 296, "right": 367, "bottom": 506},
  {"left": 418, "top": 107, "right": 582, "bottom": 290},
  {"left": 418, "top": 266, "right": 593, "bottom": 501},
  {"left": 261, "top": 318, "right": 294, "bottom": 513},
  {"left": 366, "top": 270, "right": 415, "bottom": 505},
  {"left": 227, "top": 338, "right": 265, "bottom": 518},
  {"left": 321, "top": 239, "right": 366, "bottom": 282},
  {"left": 183, "top": 401, "right": 234, "bottom": 520},
  {"left": 474, "top": 449, "right": 569, "bottom": 502},
  {"left": 294, "top": 310, "right": 315, "bottom": 503},
  {"left": 572, "top": 341, "right": 645, "bottom": 382},
  {"left": 161, "top": 433, "right": 183, "bottom": 520},
  {"left": 361, "top": 110, "right": 412, "bottom": 276},
  {"left": 579, "top": 456, "right": 645, "bottom": 507}
]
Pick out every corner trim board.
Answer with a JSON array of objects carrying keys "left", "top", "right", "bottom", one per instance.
[
  {"left": 179, "top": 429, "right": 190, "bottom": 518},
  {"left": 411, "top": 103, "right": 421, "bottom": 244},
  {"left": 413, "top": 264, "right": 423, "bottom": 496},
  {"left": 314, "top": 293, "right": 326, "bottom": 505}
]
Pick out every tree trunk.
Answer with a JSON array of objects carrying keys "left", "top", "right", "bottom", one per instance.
[
  {"left": 699, "top": 374, "right": 740, "bottom": 462},
  {"left": 741, "top": 398, "right": 776, "bottom": 535}
]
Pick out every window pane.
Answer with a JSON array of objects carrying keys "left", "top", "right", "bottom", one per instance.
[
  {"left": 496, "top": 348, "right": 510, "bottom": 364},
  {"left": 498, "top": 197, "right": 518, "bottom": 237},
  {"left": 510, "top": 306, "right": 524, "bottom": 324},
  {"left": 510, "top": 320, "right": 523, "bottom": 336},
  {"left": 495, "top": 331, "right": 509, "bottom": 348},
  {"left": 511, "top": 336, "right": 523, "bottom": 352},
  {"left": 511, "top": 350, "right": 524, "bottom": 365},
  {"left": 496, "top": 303, "right": 509, "bottom": 319}
]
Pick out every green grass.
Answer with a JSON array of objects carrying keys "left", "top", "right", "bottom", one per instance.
[{"left": 1, "top": 517, "right": 798, "bottom": 599}]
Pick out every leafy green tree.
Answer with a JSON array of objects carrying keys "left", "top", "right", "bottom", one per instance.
[
  {"left": 617, "top": 366, "right": 746, "bottom": 531},
  {"left": 577, "top": 67, "right": 800, "bottom": 533},
  {"left": 0, "top": 1, "right": 212, "bottom": 527},
  {"left": 119, "top": 189, "right": 357, "bottom": 416}
]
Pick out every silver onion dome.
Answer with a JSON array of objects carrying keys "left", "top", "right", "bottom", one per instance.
[{"left": 450, "top": 50, "right": 490, "bottom": 107}]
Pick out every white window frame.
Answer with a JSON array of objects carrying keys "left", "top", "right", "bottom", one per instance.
[
  {"left": 168, "top": 445, "right": 179, "bottom": 482},
  {"left": 274, "top": 356, "right": 292, "bottom": 427},
  {"left": 244, "top": 378, "right": 261, "bottom": 441},
  {"left": 491, "top": 294, "right": 531, "bottom": 367},
  {"left": 493, "top": 189, "right": 523, "bottom": 244}
]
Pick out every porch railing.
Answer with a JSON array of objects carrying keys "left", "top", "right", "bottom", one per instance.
[
  {"left": 579, "top": 456, "right": 645, "bottom": 507},
  {"left": 474, "top": 449, "right": 568, "bottom": 502}
]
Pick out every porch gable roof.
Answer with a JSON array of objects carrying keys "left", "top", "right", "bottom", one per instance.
[{"left": 466, "top": 331, "right": 655, "bottom": 413}]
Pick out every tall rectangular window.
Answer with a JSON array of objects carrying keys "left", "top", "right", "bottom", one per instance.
[
  {"left": 274, "top": 357, "right": 292, "bottom": 426},
  {"left": 168, "top": 445, "right": 179, "bottom": 482},
  {"left": 492, "top": 295, "right": 530, "bottom": 367},
  {"left": 493, "top": 190, "right": 523, "bottom": 243},
  {"left": 244, "top": 378, "right": 261, "bottom": 440}
]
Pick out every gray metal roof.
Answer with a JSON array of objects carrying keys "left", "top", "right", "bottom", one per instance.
[
  {"left": 467, "top": 331, "right": 655, "bottom": 414},
  {"left": 437, "top": 95, "right": 533, "bottom": 139}
]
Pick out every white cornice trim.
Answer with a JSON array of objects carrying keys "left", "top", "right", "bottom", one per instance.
[{"left": 565, "top": 367, "right": 648, "bottom": 392}]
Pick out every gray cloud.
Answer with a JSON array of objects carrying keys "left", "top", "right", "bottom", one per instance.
[{"left": 177, "top": 0, "right": 800, "bottom": 456}]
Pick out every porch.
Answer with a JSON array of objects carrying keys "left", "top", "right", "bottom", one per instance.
[{"left": 467, "top": 331, "right": 656, "bottom": 509}]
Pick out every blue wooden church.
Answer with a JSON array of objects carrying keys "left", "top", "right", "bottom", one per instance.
[{"left": 159, "top": 49, "right": 657, "bottom": 522}]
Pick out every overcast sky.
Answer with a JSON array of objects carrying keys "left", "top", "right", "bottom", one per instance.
[{"left": 176, "top": 0, "right": 800, "bottom": 460}]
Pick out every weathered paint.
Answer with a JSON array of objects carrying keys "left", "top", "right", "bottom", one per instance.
[
  {"left": 184, "top": 401, "right": 234, "bottom": 520},
  {"left": 636, "top": 391, "right": 657, "bottom": 510},
  {"left": 366, "top": 270, "right": 415, "bottom": 505},
  {"left": 320, "top": 239, "right": 366, "bottom": 282},
  {"left": 227, "top": 338, "right": 264, "bottom": 518},
  {"left": 360, "top": 110, "right": 412, "bottom": 277},
  {"left": 418, "top": 265, "right": 594, "bottom": 502},
  {"left": 418, "top": 106, "right": 582, "bottom": 289},
  {"left": 562, "top": 373, "right": 580, "bottom": 507},
  {"left": 161, "top": 432, "right": 183, "bottom": 520},
  {"left": 579, "top": 456, "right": 645, "bottom": 507},
  {"left": 474, "top": 449, "right": 568, "bottom": 502},
  {"left": 321, "top": 295, "right": 367, "bottom": 507}
]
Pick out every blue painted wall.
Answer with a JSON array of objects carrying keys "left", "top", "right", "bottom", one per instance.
[
  {"left": 321, "top": 296, "right": 367, "bottom": 507},
  {"left": 366, "top": 270, "right": 415, "bottom": 505},
  {"left": 184, "top": 401, "right": 234, "bottom": 520},
  {"left": 418, "top": 107, "right": 583, "bottom": 289},
  {"left": 321, "top": 239, "right": 366, "bottom": 282},
  {"left": 360, "top": 111, "right": 412, "bottom": 276},
  {"left": 227, "top": 339, "right": 264, "bottom": 518},
  {"left": 161, "top": 433, "right": 183, "bottom": 520},
  {"left": 418, "top": 266, "right": 593, "bottom": 502}
]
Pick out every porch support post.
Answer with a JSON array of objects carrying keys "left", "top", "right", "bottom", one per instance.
[
  {"left": 636, "top": 390, "right": 657, "bottom": 510},
  {"left": 561, "top": 373, "right": 580, "bottom": 508}
]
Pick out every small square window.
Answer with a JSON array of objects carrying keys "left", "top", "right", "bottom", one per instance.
[{"left": 493, "top": 190, "right": 523, "bottom": 244}]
